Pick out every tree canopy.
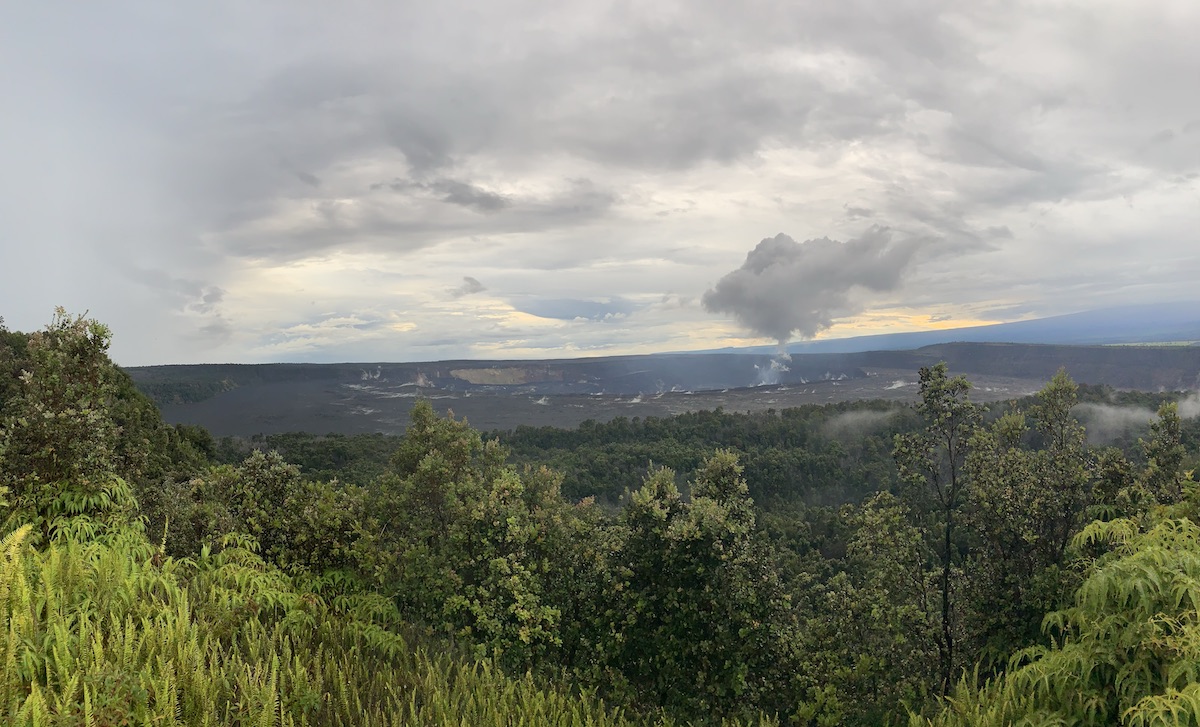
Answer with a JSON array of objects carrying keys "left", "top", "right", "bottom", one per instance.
[{"left": 2, "top": 309, "right": 1198, "bottom": 726}]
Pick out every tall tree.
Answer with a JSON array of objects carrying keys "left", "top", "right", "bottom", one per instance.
[
  {"left": 1142, "top": 401, "right": 1186, "bottom": 504},
  {"left": 894, "top": 363, "right": 982, "bottom": 695}
]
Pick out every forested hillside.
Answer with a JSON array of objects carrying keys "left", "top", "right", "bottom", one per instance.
[{"left": 3, "top": 310, "right": 1200, "bottom": 725}]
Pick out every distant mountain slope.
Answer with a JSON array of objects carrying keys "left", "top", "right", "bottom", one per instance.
[
  {"left": 703, "top": 302, "right": 1200, "bottom": 355},
  {"left": 871, "top": 342, "right": 1200, "bottom": 391}
]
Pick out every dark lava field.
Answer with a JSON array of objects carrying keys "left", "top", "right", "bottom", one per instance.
[
  {"left": 152, "top": 369, "right": 1049, "bottom": 436},
  {"left": 128, "top": 342, "right": 1200, "bottom": 437}
]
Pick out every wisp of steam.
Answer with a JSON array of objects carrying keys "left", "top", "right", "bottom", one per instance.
[{"left": 755, "top": 355, "right": 791, "bottom": 386}]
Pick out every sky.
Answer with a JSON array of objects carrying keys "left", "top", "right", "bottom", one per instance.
[{"left": 1, "top": 1, "right": 1198, "bottom": 366}]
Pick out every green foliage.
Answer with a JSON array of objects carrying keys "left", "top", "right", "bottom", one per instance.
[
  {"left": 0, "top": 309, "right": 138, "bottom": 542},
  {"left": 188, "top": 451, "right": 368, "bottom": 574},
  {"left": 135, "top": 375, "right": 240, "bottom": 406},
  {"left": 0, "top": 520, "right": 680, "bottom": 727},
  {"left": 919, "top": 517, "right": 1200, "bottom": 726},
  {"left": 496, "top": 402, "right": 911, "bottom": 506},
  {"left": 963, "top": 370, "right": 1091, "bottom": 670},
  {"left": 601, "top": 453, "right": 798, "bottom": 722},
  {"left": 796, "top": 492, "right": 939, "bottom": 725},
  {"left": 362, "top": 402, "right": 562, "bottom": 671},
  {"left": 218, "top": 432, "right": 398, "bottom": 487},
  {"left": 11, "top": 309, "right": 1200, "bottom": 727},
  {"left": 1142, "top": 402, "right": 1186, "bottom": 504},
  {"left": 441, "top": 467, "right": 562, "bottom": 667},
  {"left": 0, "top": 310, "right": 212, "bottom": 552},
  {"left": 2, "top": 311, "right": 728, "bottom": 727}
]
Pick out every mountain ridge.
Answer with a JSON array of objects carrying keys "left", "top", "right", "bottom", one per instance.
[{"left": 699, "top": 301, "right": 1200, "bottom": 355}]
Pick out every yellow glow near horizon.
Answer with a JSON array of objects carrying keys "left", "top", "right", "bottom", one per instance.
[{"left": 820, "top": 310, "right": 1009, "bottom": 339}]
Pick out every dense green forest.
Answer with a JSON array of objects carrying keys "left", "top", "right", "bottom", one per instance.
[{"left": 3, "top": 309, "right": 1200, "bottom": 725}]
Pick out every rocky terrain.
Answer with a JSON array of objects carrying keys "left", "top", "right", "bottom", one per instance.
[{"left": 126, "top": 342, "right": 1200, "bottom": 436}]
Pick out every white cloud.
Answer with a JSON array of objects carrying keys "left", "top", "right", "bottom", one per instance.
[{"left": 1, "top": 0, "right": 1197, "bottom": 363}]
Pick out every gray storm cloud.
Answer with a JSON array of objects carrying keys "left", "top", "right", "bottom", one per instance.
[
  {"left": 4, "top": 2, "right": 1200, "bottom": 365},
  {"left": 701, "top": 228, "right": 922, "bottom": 343},
  {"left": 451, "top": 276, "right": 487, "bottom": 298}
]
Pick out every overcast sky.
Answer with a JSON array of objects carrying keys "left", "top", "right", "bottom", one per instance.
[{"left": 2, "top": 1, "right": 1197, "bottom": 365}]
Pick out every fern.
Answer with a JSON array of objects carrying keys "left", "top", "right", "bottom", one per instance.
[
  {"left": 0, "top": 516, "right": 728, "bottom": 726},
  {"left": 921, "top": 517, "right": 1200, "bottom": 726}
]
